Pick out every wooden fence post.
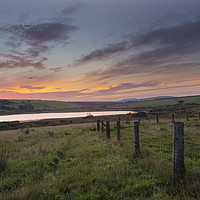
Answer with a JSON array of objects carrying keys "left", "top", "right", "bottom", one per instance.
[
  {"left": 173, "top": 122, "right": 185, "bottom": 185},
  {"left": 97, "top": 120, "right": 100, "bottom": 131},
  {"left": 199, "top": 112, "right": 200, "bottom": 119},
  {"left": 156, "top": 114, "right": 159, "bottom": 123},
  {"left": 106, "top": 121, "right": 110, "bottom": 138},
  {"left": 186, "top": 112, "right": 189, "bottom": 121},
  {"left": 118, "top": 117, "right": 120, "bottom": 123},
  {"left": 172, "top": 114, "right": 175, "bottom": 123},
  {"left": 134, "top": 122, "right": 140, "bottom": 155},
  {"left": 101, "top": 120, "right": 104, "bottom": 133},
  {"left": 138, "top": 115, "right": 141, "bottom": 125},
  {"left": 117, "top": 120, "right": 120, "bottom": 140}
]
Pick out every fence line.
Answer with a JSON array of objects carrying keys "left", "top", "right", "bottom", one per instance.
[
  {"left": 173, "top": 122, "right": 185, "bottom": 184},
  {"left": 95, "top": 115, "right": 200, "bottom": 184},
  {"left": 134, "top": 122, "right": 140, "bottom": 155}
]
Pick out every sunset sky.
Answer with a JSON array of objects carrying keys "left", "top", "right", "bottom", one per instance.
[{"left": 0, "top": 0, "right": 200, "bottom": 101}]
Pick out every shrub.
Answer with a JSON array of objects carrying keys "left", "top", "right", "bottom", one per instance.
[
  {"left": 18, "top": 135, "right": 24, "bottom": 142},
  {"left": 0, "top": 149, "right": 9, "bottom": 172},
  {"left": 48, "top": 131, "right": 54, "bottom": 137}
]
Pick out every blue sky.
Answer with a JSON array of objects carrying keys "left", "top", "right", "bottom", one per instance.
[{"left": 0, "top": 0, "right": 200, "bottom": 101}]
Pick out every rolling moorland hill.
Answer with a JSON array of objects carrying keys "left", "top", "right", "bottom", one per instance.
[
  {"left": 0, "top": 95, "right": 200, "bottom": 199},
  {"left": 0, "top": 100, "right": 118, "bottom": 115},
  {"left": 109, "top": 95, "right": 200, "bottom": 113},
  {"left": 0, "top": 95, "right": 200, "bottom": 116}
]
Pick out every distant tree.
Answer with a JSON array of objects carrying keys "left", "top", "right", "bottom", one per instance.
[
  {"left": 0, "top": 100, "right": 10, "bottom": 105},
  {"left": 178, "top": 100, "right": 184, "bottom": 104},
  {"left": 18, "top": 103, "right": 34, "bottom": 112}
]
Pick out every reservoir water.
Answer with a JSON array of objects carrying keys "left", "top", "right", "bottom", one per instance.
[{"left": 0, "top": 111, "right": 135, "bottom": 122}]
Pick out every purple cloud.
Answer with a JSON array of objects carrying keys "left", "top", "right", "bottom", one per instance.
[
  {"left": 0, "top": 8, "right": 78, "bottom": 71},
  {"left": 0, "top": 53, "right": 47, "bottom": 69},
  {"left": 75, "top": 41, "right": 128, "bottom": 66},
  {"left": 20, "top": 85, "right": 46, "bottom": 90},
  {"left": 3, "top": 22, "right": 77, "bottom": 48},
  {"left": 81, "top": 19, "right": 200, "bottom": 80},
  {"left": 1, "top": 82, "right": 200, "bottom": 101}
]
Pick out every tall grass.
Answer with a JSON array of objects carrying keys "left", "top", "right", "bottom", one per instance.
[
  {"left": 0, "top": 118, "right": 199, "bottom": 199},
  {"left": 0, "top": 148, "right": 9, "bottom": 172}
]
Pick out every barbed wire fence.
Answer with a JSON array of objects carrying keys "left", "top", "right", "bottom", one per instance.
[{"left": 95, "top": 112, "right": 200, "bottom": 184}]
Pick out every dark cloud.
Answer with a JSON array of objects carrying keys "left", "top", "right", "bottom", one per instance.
[
  {"left": 6, "top": 23, "right": 77, "bottom": 44},
  {"left": 50, "top": 67, "right": 63, "bottom": 72},
  {"left": 118, "top": 83, "right": 200, "bottom": 95},
  {"left": 0, "top": 11, "right": 78, "bottom": 67},
  {"left": 20, "top": 85, "right": 46, "bottom": 90},
  {"left": 26, "top": 45, "right": 49, "bottom": 58},
  {"left": 0, "top": 11, "right": 78, "bottom": 69},
  {"left": 75, "top": 41, "right": 128, "bottom": 66},
  {"left": 132, "top": 19, "right": 200, "bottom": 47},
  {"left": 6, "top": 36, "right": 22, "bottom": 48},
  {"left": 94, "top": 81, "right": 161, "bottom": 96},
  {"left": 83, "top": 19, "right": 200, "bottom": 80},
  {"left": 0, "top": 53, "right": 47, "bottom": 69},
  {"left": 27, "top": 76, "right": 37, "bottom": 79}
]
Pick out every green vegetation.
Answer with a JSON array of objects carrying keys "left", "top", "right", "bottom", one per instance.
[
  {"left": 0, "top": 100, "right": 80, "bottom": 115},
  {"left": 0, "top": 115, "right": 199, "bottom": 199},
  {"left": 111, "top": 95, "right": 200, "bottom": 110},
  {"left": 0, "top": 95, "right": 200, "bottom": 115},
  {"left": 109, "top": 95, "right": 200, "bottom": 117},
  {"left": 0, "top": 99, "right": 120, "bottom": 115}
]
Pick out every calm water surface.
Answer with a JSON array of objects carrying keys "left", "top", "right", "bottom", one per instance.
[{"left": 0, "top": 111, "right": 135, "bottom": 122}]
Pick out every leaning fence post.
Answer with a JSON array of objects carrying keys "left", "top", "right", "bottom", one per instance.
[
  {"left": 156, "top": 114, "right": 159, "bottom": 123},
  {"left": 134, "top": 122, "right": 140, "bottom": 155},
  {"left": 138, "top": 115, "right": 141, "bottom": 125},
  {"left": 101, "top": 120, "right": 104, "bottom": 133},
  {"left": 117, "top": 120, "right": 120, "bottom": 140},
  {"left": 97, "top": 120, "right": 100, "bottom": 131},
  {"left": 172, "top": 114, "right": 175, "bottom": 123},
  {"left": 173, "top": 122, "right": 185, "bottom": 185},
  {"left": 186, "top": 112, "right": 189, "bottom": 121},
  {"left": 118, "top": 117, "right": 120, "bottom": 123},
  {"left": 106, "top": 121, "right": 110, "bottom": 138}
]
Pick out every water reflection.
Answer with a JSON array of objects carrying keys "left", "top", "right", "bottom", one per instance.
[{"left": 0, "top": 111, "right": 135, "bottom": 122}]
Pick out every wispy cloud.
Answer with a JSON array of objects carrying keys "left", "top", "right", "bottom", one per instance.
[
  {"left": 74, "top": 41, "right": 128, "bottom": 66},
  {"left": 0, "top": 5, "right": 79, "bottom": 71},
  {"left": 2, "top": 22, "right": 77, "bottom": 49},
  {"left": 1, "top": 82, "right": 200, "bottom": 101},
  {"left": 0, "top": 53, "right": 47, "bottom": 69},
  {"left": 82, "top": 19, "right": 200, "bottom": 80},
  {"left": 20, "top": 85, "right": 46, "bottom": 90}
]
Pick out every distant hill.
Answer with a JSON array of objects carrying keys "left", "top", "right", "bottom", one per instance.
[
  {"left": 119, "top": 96, "right": 174, "bottom": 103},
  {"left": 0, "top": 99, "right": 119, "bottom": 115}
]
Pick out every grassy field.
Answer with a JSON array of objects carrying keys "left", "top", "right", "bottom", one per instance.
[
  {"left": 1, "top": 95, "right": 200, "bottom": 115},
  {"left": 10, "top": 100, "right": 79, "bottom": 110},
  {"left": 0, "top": 100, "right": 80, "bottom": 115},
  {"left": 0, "top": 116, "right": 199, "bottom": 199},
  {"left": 0, "top": 100, "right": 119, "bottom": 115},
  {"left": 109, "top": 95, "right": 200, "bottom": 111}
]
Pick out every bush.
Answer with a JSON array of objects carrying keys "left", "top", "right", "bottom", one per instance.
[
  {"left": 25, "top": 129, "right": 30, "bottom": 135},
  {"left": 48, "top": 131, "right": 54, "bottom": 137},
  {"left": 133, "top": 112, "right": 147, "bottom": 118},
  {"left": 0, "top": 149, "right": 9, "bottom": 172}
]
